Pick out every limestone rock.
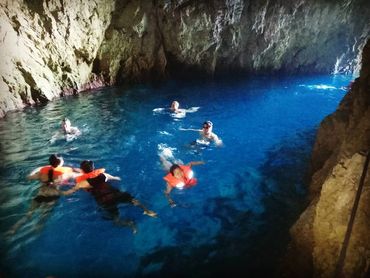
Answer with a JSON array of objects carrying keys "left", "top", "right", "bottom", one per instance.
[{"left": 0, "top": 0, "right": 114, "bottom": 116}]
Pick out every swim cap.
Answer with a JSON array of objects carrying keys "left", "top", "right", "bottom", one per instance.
[{"left": 49, "top": 154, "right": 61, "bottom": 168}]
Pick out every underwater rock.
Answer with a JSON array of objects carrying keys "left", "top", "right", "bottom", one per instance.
[
  {"left": 1, "top": 0, "right": 370, "bottom": 116},
  {"left": 284, "top": 39, "right": 370, "bottom": 277}
]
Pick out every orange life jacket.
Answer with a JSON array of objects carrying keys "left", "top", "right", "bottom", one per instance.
[
  {"left": 75, "top": 169, "right": 105, "bottom": 183},
  {"left": 39, "top": 165, "right": 73, "bottom": 178},
  {"left": 163, "top": 165, "right": 197, "bottom": 189}
]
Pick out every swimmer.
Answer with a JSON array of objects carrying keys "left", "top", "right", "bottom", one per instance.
[
  {"left": 160, "top": 154, "right": 204, "bottom": 207},
  {"left": 61, "top": 117, "right": 81, "bottom": 136},
  {"left": 153, "top": 102, "right": 199, "bottom": 118},
  {"left": 63, "top": 160, "right": 157, "bottom": 234},
  {"left": 7, "top": 154, "right": 79, "bottom": 235},
  {"left": 170, "top": 101, "right": 200, "bottom": 118},
  {"left": 49, "top": 118, "right": 81, "bottom": 143},
  {"left": 170, "top": 101, "right": 181, "bottom": 113},
  {"left": 180, "top": 120, "right": 223, "bottom": 146}
]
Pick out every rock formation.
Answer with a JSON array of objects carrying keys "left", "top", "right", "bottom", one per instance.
[
  {"left": 285, "top": 38, "right": 370, "bottom": 277},
  {"left": 1, "top": 0, "right": 370, "bottom": 116}
]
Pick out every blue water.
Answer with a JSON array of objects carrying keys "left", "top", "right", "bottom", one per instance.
[{"left": 0, "top": 75, "right": 351, "bottom": 277}]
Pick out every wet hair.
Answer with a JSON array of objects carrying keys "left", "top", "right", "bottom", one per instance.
[
  {"left": 49, "top": 154, "right": 61, "bottom": 168},
  {"left": 80, "top": 160, "right": 94, "bottom": 173},
  {"left": 203, "top": 120, "right": 213, "bottom": 127},
  {"left": 169, "top": 164, "right": 181, "bottom": 175},
  {"left": 47, "top": 169, "right": 54, "bottom": 185},
  {"left": 47, "top": 154, "right": 61, "bottom": 185}
]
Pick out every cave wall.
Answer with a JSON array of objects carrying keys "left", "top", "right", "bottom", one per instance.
[
  {"left": 0, "top": 0, "right": 369, "bottom": 116},
  {"left": 0, "top": 0, "right": 115, "bottom": 117},
  {"left": 285, "top": 38, "right": 370, "bottom": 277}
]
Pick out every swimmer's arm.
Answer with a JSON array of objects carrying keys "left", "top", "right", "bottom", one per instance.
[
  {"left": 72, "top": 168, "right": 83, "bottom": 173},
  {"left": 212, "top": 133, "right": 223, "bottom": 146},
  {"left": 61, "top": 181, "right": 90, "bottom": 195},
  {"left": 179, "top": 127, "right": 201, "bottom": 132},
  {"left": 27, "top": 167, "right": 42, "bottom": 180},
  {"left": 64, "top": 168, "right": 83, "bottom": 179},
  {"left": 104, "top": 173, "right": 121, "bottom": 181},
  {"left": 131, "top": 199, "right": 157, "bottom": 217},
  {"left": 164, "top": 184, "right": 176, "bottom": 207},
  {"left": 187, "top": 161, "right": 205, "bottom": 167},
  {"left": 71, "top": 127, "right": 81, "bottom": 135}
]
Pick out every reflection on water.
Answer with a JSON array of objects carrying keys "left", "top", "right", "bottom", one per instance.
[{"left": 0, "top": 75, "right": 351, "bottom": 276}]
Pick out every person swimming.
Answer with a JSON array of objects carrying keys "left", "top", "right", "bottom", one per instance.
[
  {"left": 49, "top": 118, "right": 81, "bottom": 143},
  {"left": 153, "top": 101, "right": 199, "bottom": 119},
  {"left": 63, "top": 160, "right": 157, "bottom": 234},
  {"left": 180, "top": 120, "right": 223, "bottom": 146},
  {"left": 170, "top": 100, "right": 200, "bottom": 118},
  {"left": 61, "top": 117, "right": 81, "bottom": 136},
  {"left": 170, "top": 101, "right": 181, "bottom": 113},
  {"left": 7, "top": 154, "right": 79, "bottom": 235},
  {"left": 160, "top": 153, "right": 204, "bottom": 207}
]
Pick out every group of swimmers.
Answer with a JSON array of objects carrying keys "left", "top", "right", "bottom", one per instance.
[
  {"left": 8, "top": 101, "right": 223, "bottom": 234},
  {"left": 8, "top": 154, "right": 157, "bottom": 234}
]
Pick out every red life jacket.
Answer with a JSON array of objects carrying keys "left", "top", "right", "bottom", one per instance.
[
  {"left": 75, "top": 169, "right": 105, "bottom": 183},
  {"left": 39, "top": 165, "right": 73, "bottom": 178},
  {"left": 163, "top": 165, "right": 197, "bottom": 189}
]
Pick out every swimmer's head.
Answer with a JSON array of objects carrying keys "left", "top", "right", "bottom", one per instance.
[
  {"left": 49, "top": 154, "right": 63, "bottom": 168},
  {"left": 203, "top": 121, "right": 213, "bottom": 130},
  {"left": 80, "top": 160, "right": 94, "bottom": 173},
  {"left": 169, "top": 164, "right": 180, "bottom": 175},
  {"left": 171, "top": 101, "right": 179, "bottom": 111}
]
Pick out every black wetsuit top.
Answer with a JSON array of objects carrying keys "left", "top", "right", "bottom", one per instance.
[{"left": 86, "top": 173, "right": 133, "bottom": 217}]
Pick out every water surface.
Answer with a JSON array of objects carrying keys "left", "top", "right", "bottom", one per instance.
[{"left": 0, "top": 75, "right": 352, "bottom": 277}]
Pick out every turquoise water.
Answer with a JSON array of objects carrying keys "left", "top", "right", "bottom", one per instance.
[{"left": 0, "top": 75, "right": 351, "bottom": 277}]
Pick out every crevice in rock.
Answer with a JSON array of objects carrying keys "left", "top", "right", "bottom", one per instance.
[
  {"left": 10, "top": 16, "right": 21, "bottom": 35},
  {"left": 24, "top": 0, "right": 44, "bottom": 15},
  {"left": 74, "top": 48, "right": 92, "bottom": 65},
  {"left": 92, "top": 57, "right": 101, "bottom": 75},
  {"left": 16, "top": 62, "right": 48, "bottom": 105}
]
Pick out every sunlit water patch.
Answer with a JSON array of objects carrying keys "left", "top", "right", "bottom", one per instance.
[{"left": 0, "top": 75, "right": 352, "bottom": 277}]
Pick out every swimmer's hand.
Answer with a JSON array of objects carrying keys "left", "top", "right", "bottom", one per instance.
[
  {"left": 169, "top": 199, "right": 177, "bottom": 208},
  {"left": 105, "top": 173, "right": 121, "bottom": 181},
  {"left": 144, "top": 210, "right": 158, "bottom": 218},
  {"left": 215, "top": 139, "right": 223, "bottom": 147}
]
